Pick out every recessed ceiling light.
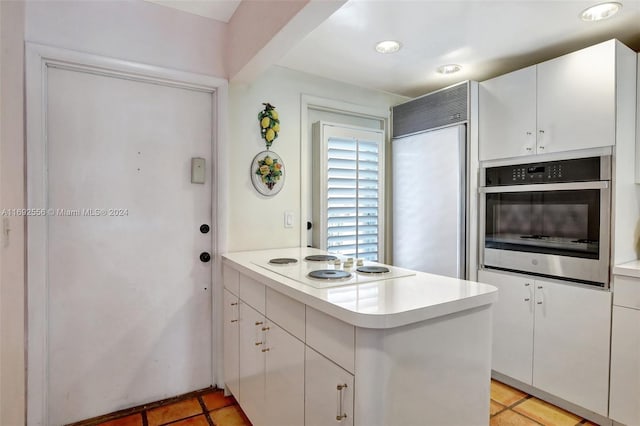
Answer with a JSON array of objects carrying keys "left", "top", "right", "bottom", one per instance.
[
  {"left": 375, "top": 40, "right": 401, "bottom": 54},
  {"left": 437, "top": 64, "right": 462, "bottom": 74},
  {"left": 580, "top": 2, "right": 622, "bottom": 21}
]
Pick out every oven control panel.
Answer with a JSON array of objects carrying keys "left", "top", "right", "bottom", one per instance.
[{"left": 485, "top": 157, "right": 602, "bottom": 186}]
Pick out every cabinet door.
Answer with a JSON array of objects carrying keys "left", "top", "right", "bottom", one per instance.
[
  {"left": 537, "top": 40, "right": 615, "bottom": 154},
  {"left": 264, "top": 322, "right": 304, "bottom": 426},
  {"left": 305, "top": 347, "right": 354, "bottom": 426},
  {"left": 223, "top": 289, "right": 240, "bottom": 398},
  {"left": 609, "top": 306, "right": 640, "bottom": 425},
  {"left": 239, "top": 302, "right": 266, "bottom": 425},
  {"left": 479, "top": 66, "right": 537, "bottom": 161},
  {"left": 478, "top": 270, "right": 534, "bottom": 384},
  {"left": 532, "top": 280, "right": 611, "bottom": 416}
]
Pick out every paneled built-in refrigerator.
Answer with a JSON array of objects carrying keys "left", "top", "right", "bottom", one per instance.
[{"left": 391, "top": 82, "right": 472, "bottom": 279}]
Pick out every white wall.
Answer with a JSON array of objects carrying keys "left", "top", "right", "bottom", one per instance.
[
  {"left": 0, "top": 1, "right": 26, "bottom": 425},
  {"left": 613, "top": 45, "right": 640, "bottom": 265},
  {"left": 228, "top": 66, "right": 405, "bottom": 251},
  {"left": 25, "top": 0, "right": 226, "bottom": 78}
]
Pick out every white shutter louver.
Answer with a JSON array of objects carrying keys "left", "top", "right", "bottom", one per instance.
[{"left": 313, "top": 122, "right": 384, "bottom": 261}]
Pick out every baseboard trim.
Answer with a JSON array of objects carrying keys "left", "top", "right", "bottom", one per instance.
[{"left": 492, "top": 371, "right": 612, "bottom": 426}]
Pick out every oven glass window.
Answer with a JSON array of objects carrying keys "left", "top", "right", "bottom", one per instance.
[{"left": 485, "top": 189, "right": 600, "bottom": 259}]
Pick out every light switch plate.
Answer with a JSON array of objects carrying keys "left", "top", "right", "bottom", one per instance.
[{"left": 284, "top": 211, "right": 294, "bottom": 228}]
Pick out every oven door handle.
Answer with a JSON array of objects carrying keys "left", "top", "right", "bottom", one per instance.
[{"left": 479, "top": 181, "right": 609, "bottom": 193}]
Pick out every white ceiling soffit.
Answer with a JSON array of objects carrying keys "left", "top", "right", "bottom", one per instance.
[
  {"left": 145, "top": 0, "right": 242, "bottom": 23},
  {"left": 278, "top": 0, "right": 640, "bottom": 97}
]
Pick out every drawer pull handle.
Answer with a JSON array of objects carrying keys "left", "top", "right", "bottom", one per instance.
[
  {"left": 262, "top": 327, "right": 270, "bottom": 331},
  {"left": 336, "top": 383, "right": 348, "bottom": 421},
  {"left": 230, "top": 302, "right": 238, "bottom": 306},
  {"left": 261, "top": 348, "right": 270, "bottom": 352},
  {"left": 255, "top": 321, "right": 263, "bottom": 326},
  {"left": 230, "top": 319, "right": 238, "bottom": 323},
  {"left": 524, "top": 298, "right": 530, "bottom": 302},
  {"left": 255, "top": 341, "right": 263, "bottom": 346}
]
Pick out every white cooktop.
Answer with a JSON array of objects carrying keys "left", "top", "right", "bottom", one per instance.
[{"left": 251, "top": 255, "right": 415, "bottom": 289}]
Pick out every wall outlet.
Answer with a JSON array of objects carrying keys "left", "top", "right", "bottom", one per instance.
[{"left": 284, "top": 211, "right": 294, "bottom": 228}]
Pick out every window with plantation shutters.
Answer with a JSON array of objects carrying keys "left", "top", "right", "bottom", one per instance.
[{"left": 312, "top": 122, "right": 385, "bottom": 261}]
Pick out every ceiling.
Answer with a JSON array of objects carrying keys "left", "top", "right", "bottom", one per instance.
[
  {"left": 145, "top": 0, "right": 241, "bottom": 22},
  {"left": 278, "top": 0, "right": 640, "bottom": 97},
  {"left": 145, "top": 0, "right": 640, "bottom": 97}
]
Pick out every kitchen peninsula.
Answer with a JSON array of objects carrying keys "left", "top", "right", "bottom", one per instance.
[{"left": 222, "top": 247, "right": 498, "bottom": 426}]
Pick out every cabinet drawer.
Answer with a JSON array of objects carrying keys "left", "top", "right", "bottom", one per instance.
[
  {"left": 240, "top": 274, "right": 266, "bottom": 314},
  {"left": 613, "top": 276, "right": 640, "bottom": 309},
  {"left": 223, "top": 264, "right": 239, "bottom": 296},
  {"left": 266, "top": 288, "right": 305, "bottom": 341},
  {"left": 306, "top": 306, "right": 355, "bottom": 373}
]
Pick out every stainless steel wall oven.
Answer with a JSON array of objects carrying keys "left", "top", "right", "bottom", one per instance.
[{"left": 480, "top": 156, "right": 611, "bottom": 287}]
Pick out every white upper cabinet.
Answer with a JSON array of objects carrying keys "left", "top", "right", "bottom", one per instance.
[
  {"left": 479, "top": 66, "right": 537, "bottom": 161},
  {"left": 536, "top": 40, "right": 615, "bottom": 155},
  {"left": 480, "top": 39, "right": 627, "bottom": 161}
]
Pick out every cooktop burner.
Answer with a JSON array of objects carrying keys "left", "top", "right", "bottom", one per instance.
[
  {"left": 356, "top": 266, "right": 390, "bottom": 274},
  {"left": 308, "top": 270, "right": 351, "bottom": 280},
  {"left": 268, "top": 257, "right": 298, "bottom": 265},
  {"left": 305, "top": 255, "right": 339, "bottom": 262}
]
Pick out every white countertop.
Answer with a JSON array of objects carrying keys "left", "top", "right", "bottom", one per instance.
[
  {"left": 222, "top": 247, "right": 498, "bottom": 329},
  {"left": 613, "top": 260, "right": 640, "bottom": 279}
]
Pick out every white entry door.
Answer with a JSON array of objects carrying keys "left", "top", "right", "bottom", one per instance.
[{"left": 43, "top": 65, "right": 213, "bottom": 424}]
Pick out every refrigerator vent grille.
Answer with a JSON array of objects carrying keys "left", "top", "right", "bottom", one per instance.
[{"left": 392, "top": 82, "right": 468, "bottom": 137}]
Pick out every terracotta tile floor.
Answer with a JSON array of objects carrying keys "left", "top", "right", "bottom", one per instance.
[
  {"left": 69, "top": 388, "right": 251, "bottom": 426},
  {"left": 490, "top": 380, "right": 599, "bottom": 426},
  {"left": 73, "top": 380, "right": 598, "bottom": 426}
]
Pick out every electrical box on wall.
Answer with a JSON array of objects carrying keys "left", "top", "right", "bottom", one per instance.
[{"left": 191, "top": 157, "right": 206, "bottom": 184}]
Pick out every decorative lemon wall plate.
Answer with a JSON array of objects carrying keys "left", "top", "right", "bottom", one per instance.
[
  {"left": 258, "top": 103, "right": 280, "bottom": 149},
  {"left": 251, "top": 151, "right": 285, "bottom": 196}
]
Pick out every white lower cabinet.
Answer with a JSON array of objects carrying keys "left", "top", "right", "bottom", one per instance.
[
  {"left": 223, "top": 261, "right": 494, "bottom": 426},
  {"left": 239, "top": 302, "right": 266, "bottom": 424},
  {"left": 225, "top": 271, "right": 356, "bottom": 426},
  {"left": 609, "top": 275, "right": 640, "bottom": 425},
  {"left": 236, "top": 298, "right": 306, "bottom": 426},
  {"left": 480, "top": 270, "right": 534, "bottom": 384},
  {"left": 478, "top": 269, "right": 611, "bottom": 416},
  {"left": 223, "top": 289, "right": 240, "bottom": 398},
  {"left": 305, "top": 347, "right": 354, "bottom": 426},
  {"left": 264, "top": 322, "right": 304, "bottom": 426},
  {"left": 531, "top": 279, "right": 611, "bottom": 416}
]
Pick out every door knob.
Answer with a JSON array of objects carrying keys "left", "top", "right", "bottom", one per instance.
[{"left": 199, "top": 252, "right": 211, "bottom": 262}]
